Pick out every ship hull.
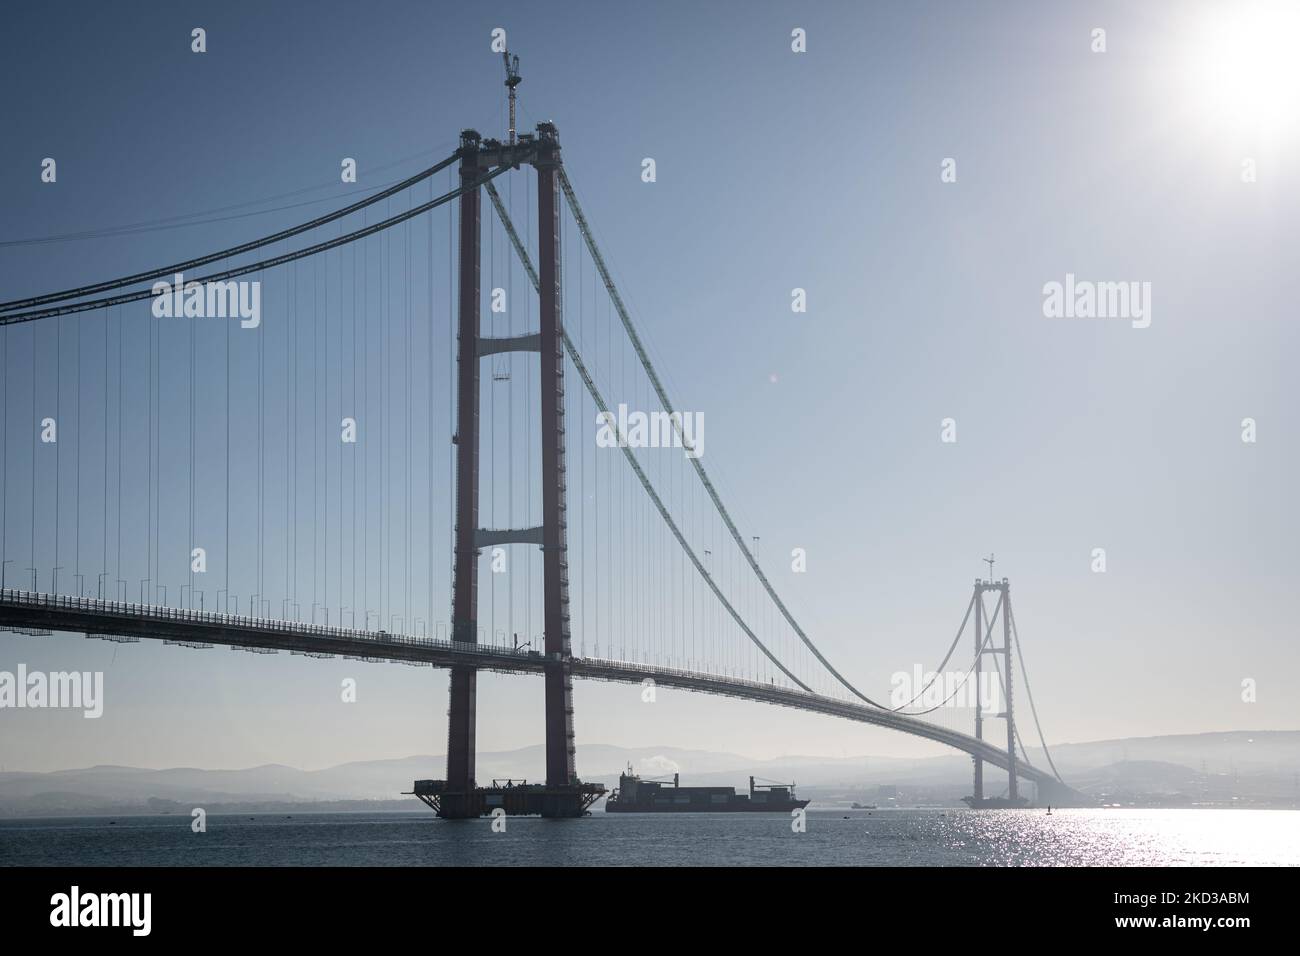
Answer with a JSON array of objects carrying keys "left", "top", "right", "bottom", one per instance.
[
  {"left": 605, "top": 799, "right": 809, "bottom": 813},
  {"left": 961, "top": 796, "right": 1030, "bottom": 809},
  {"left": 605, "top": 769, "right": 809, "bottom": 813}
]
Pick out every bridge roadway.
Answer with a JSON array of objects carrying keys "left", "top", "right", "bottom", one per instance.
[{"left": 0, "top": 589, "right": 1058, "bottom": 790}]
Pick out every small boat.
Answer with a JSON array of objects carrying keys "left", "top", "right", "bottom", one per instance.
[{"left": 850, "top": 802, "right": 878, "bottom": 810}]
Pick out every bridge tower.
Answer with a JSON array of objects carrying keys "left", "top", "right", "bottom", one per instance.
[
  {"left": 444, "top": 129, "right": 484, "bottom": 816},
  {"left": 969, "top": 576, "right": 1019, "bottom": 806},
  {"left": 433, "top": 123, "right": 598, "bottom": 819},
  {"left": 535, "top": 123, "right": 580, "bottom": 792}
]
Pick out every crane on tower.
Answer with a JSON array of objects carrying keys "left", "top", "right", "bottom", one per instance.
[{"left": 502, "top": 49, "right": 522, "bottom": 145}]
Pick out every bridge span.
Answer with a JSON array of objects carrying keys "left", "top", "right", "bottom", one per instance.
[
  {"left": 0, "top": 119, "right": 1078, "bottom": 814},
  {"left": 0, "top": 589, "right": 1067, "bottom": 795}
]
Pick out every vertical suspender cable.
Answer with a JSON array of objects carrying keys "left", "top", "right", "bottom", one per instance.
[
  {"left": 53, "top": 315, "right": 60, "bottom": 591},
  {"left": 74, "top": 314, "right": 80, "bottom": 593},
  {"left": 427, "top": 185, "right": 434, "bottom": 632}
]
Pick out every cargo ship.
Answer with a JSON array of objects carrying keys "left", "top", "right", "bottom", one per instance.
[
  {"left": 605, "top": 766, "right": 810, "bottom": 813},
  {"left": 961, "top": 795, "right": 1030, "bottom": 809}
]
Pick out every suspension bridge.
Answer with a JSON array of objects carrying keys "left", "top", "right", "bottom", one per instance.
[{"left": 0, "top": 117, "right": 1078, "bottom": 817}]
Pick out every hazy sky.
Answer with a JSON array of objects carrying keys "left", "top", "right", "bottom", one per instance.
[{"left": 2, "top": 0, "right": 1298, "bottom": 776}]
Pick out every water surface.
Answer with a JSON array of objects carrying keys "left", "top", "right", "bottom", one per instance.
[{"left": 3, "top": 808, "right": 1297, "bottom": 866}]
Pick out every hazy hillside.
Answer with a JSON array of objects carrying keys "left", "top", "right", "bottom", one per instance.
[
  {"left": 1025, "top": 730, "right": 1299, "bottom": 774},
  {"left": 1, "top": 731, "right": 1296, "bottom": 816}
]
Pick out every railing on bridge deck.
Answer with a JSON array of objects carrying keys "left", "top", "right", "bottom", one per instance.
[{"left": 0, "top": 588, "right": 542, "bottom": 668}]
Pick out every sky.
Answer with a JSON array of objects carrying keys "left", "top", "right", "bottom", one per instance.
[{"left": 1, "top": 0, "right": 1298, "bottom": 777}]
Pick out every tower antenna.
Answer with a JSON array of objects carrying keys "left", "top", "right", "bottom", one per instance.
[
  {"left": 502, "top": 49, "right": 522, "bottom": 145},
  {"left": 983, "top": 553, "right": 995, "bottom": 580}
]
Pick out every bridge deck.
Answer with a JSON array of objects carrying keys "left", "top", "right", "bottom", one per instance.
[{"left": 0, "top": 589, "right": 1057, "bottom": 788}]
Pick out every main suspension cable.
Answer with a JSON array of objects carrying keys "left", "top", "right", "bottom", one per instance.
[
  {"left": 889, "top": 590, "right": 977, "bottom": 712},
  {"left": 1, "top": 163, "right": 509, "bottom": 327},
  {"left": 0, "top": 152, "right": 459, "bottom": 313},
  {"left": 897, "top": 591, "right": 1001, "bottom": 716},
  {"left": 1009, "top": 600, "right": 1064, "bottom": 781},
  {"left": 559, "top": 169, "right": 886, "bottom": 706},
  {"left": 484, "top": 181, "right": 813, "bottom": 693},
  {"left": 0, "top": 144, "right": 455, "bottom": 250}
]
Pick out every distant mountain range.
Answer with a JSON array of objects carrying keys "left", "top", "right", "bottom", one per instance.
[
  {"left": 1024, "top": 730, "right": 1300, "bottom": 774},
  {"left": 1, "top": 731, "right": 1296, "bottom": 816}
]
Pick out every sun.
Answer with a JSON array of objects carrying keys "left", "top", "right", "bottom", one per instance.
[{"left": 1183, "top": 1, "right": 1300, "bottom": 136}]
